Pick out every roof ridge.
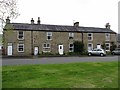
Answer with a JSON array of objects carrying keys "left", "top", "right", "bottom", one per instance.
[{"left": 5, "top": 23, "right": 116, "bottom": 33}]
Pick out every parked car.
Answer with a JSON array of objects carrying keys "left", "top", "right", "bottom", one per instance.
[
  {"left": 111, "top": 48, "right": 120, "bottom": 55},
  {"left": 88, "top": 48, "right": 106, "bottom": 56}
]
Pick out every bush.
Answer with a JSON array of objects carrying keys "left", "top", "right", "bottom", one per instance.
[
  {"left": 110, "top": 42, "right": 117, "bottom": 52},
  {"left": 40, "top": 52, "right": 54, "bottom": 55},
  {"left": 67, "top": 52, "right": 79, "bottom": 55},
  {"left": 73, "top": 41, "right": 84, "bottom": 54}
]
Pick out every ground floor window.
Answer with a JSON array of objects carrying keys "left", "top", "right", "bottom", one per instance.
[
  {"left": 43, "top": 43, "right": 51, "bottom": 52},
  {"left": 17, "top": 44, "right": 24, "bottom": 52},
  {"left": 69, "top": 43, "right": 74, "bottom": 52},
  {"left": 105, "top": 43, "right": 110, "bottom": 51},
  {"left": 88, "top": 43, "right": 93, "bottom": 51}
]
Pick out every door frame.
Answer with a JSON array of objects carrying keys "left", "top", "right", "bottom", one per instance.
[
  {"left": 34, "top": 46, "right": 39, "bottom": 55},
  {"left": 7, "top": 43, "right": 13, "bottom": 56},
  {"left": 58, "top": 44, "right": 64, "bottom": 55}
]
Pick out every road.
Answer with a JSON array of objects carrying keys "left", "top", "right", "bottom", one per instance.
[{"left": 2, "top": 56, "right": 118, "bottom": 66}]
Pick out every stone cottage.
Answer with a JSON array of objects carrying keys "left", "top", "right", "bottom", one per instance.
[{"left": 3, "top": 17, "right": 117, "bottom": 56}]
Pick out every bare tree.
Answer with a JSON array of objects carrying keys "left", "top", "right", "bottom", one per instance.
[{"left": 0, "top": 0, "right": 20, "bottom": 32}]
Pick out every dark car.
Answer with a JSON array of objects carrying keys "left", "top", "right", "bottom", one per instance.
[{"left": 112, "top": 48, "right": 120, "bottom": 55}]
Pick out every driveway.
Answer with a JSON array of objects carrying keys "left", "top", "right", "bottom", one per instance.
[{"left": 2, "top": 56, "right": 118, "bottom": 66}]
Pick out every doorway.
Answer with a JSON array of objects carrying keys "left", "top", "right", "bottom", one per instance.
[
  {"left": 58, "top": 45, "right": 63, "bottom": 55},
  {"left": 34, "top": 47, "right": 39, "bottom": 55},
  {"left": 7, "top": 43, "right": 12, "bottom": 56}
]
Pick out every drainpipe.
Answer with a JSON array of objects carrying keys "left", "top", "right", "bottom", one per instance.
[
  {"left": 31, "top": 30, "right": 33, "bottom": 55},
  {"left": 82, "top": 32, "right": 83, "bottom": 43}
]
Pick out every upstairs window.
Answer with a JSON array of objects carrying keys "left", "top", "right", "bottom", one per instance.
[
  {"left": 17, "top": 44, "right": 24, "bottom": 52},
  {"left": 69, "top": 33, "right": 74, "bottom": 39},
  {"left": 47, "top": 32, "right": 52, "bottom": 40},
  {"left": 18, "top": 31, "right": 24, "bottom": 40},
  {"left": 69, "top": 43, "right": 74, "bottom": 52},
  {"left": 88, "top": 33, "right": 93, "bottom": 41},
  {"left": 105, "top": 33, "right": 110, "bottom": 41}
]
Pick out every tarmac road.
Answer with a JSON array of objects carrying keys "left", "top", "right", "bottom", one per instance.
[{"left": 2, "top": 56, "right": 118, "bottom": 66}]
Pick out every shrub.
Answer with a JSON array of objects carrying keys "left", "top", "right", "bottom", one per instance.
[
  {"left": 73, "top": 41, "right": 84, "bottom": 54},
  {"left": 110, "top": 41, "right": 117, "bottom": 52}
]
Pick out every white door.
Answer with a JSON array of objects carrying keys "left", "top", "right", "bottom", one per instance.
[
  {"left": 58, "top": 45, "right": 63, "bottom": 55},
  {"left": 97, "top": 44, "right": 101, "bottom": 49},
  {"left": 34, "top": 47, "right": 38, "bottom": 55},
  {"left": 7, "top": 43, "right": 12, "bottom": 56}
]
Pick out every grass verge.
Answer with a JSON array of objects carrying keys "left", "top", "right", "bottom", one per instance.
[{"left": 2, "top": 61, "right": 118, "bottom": 88}]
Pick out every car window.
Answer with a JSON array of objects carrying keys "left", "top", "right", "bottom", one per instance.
[
  {"left": 97, "top": 49, "right": 102, "bottom": 51},
  {"left": 115, "top": 49, "right": 120, "bottom": 50},
  {"left": 93, "top": 49, "right": 97, "bottom": 51}
]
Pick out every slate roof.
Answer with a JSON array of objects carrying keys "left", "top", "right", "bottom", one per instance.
[{"left": 4, "top": 23, "right": 116, "bottom": 33}]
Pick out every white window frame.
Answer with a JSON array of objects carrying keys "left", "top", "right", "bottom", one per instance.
[
  {"left": 43, "top": 43, "right": 50, "bottom": 49},
  {"left": 105, "top": 43, "right": 110, "bottom": 51},
  {"left": 17, "top": 31, "right": 24, "bottom": 40},
  {"left": 87, "top": 33, "right": 93, "bottom": 41},
  {"left": 105, "top": 33, "right": 110, "bottom": 41},
  {"left": 42, "top": 43, "right": 51, "bottom": 52},
  {"left": 47, "top": 32, "right": 52, "bottom": 40},
  {"left": 69, "top": 43, "right": 74, "bottom": 52},
  {"left": 88, "top": 43, "right": 93, "bottom": 51},
  {"left": 69, "top": 33, "right": 74, "bottom": 39},
  {"left": 17, "top": 44, "right": 24, "bottom": 52}
]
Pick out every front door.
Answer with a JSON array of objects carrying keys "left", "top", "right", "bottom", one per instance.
[
  {"left": 7, "top": 43, "right": 12, "bottom": 56},
  {"left": 58, "top": 45, "right": 63, "bottom": 55},
  {"left": 97, "top": 44, "right": 101, "bottom": 49},
  {"left": 34, "top": 47, "right": 38, "bottom": 55}
]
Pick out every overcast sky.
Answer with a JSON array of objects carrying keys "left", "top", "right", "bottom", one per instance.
[{"left": 7, "top": 0, "right": 120, "bottom": 33}]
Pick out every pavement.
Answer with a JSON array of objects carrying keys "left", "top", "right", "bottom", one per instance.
[{"left": 2, "top": 56, "right": 118, "bottom": 66}]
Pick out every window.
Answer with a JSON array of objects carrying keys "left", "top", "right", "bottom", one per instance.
[
  {"left": 47, "top": 32, "right": 52, "bottom": 40},
  {"left": 105, "top": 43, "right": 110, "bottom": 51},
  {"left": 105, "top": 33, "right": 110, "bottom": 41},
  {"left": 43, "top": 43, "right": 50, "bottom": 48},
  {"left": 69, "top": 33, "right": 74, "bottom": 39},
  {"left": 97, "top": 49, "right": 102, "bottom": 51},
  {"left": 88, "top": 43, "right": 93, "bottom": 51},
  {"left": 69, "top": 43, "right": 74, "bottom": 52},
  {"left": 43, "top": 43, "right": 51, "bottom": 52},
  {"left": 18, "top": 31, "right": 24, "bottom": 40},
  {"left": 18, "top": 44, "right": 24, "bottom": 52},
  {"left": 88, "top": 33, "right": 93, "bottom": 41}
]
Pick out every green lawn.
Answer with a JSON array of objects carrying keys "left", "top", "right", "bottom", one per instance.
[{"left": 2, "top": 61, "right": 118, "bottom": 88}]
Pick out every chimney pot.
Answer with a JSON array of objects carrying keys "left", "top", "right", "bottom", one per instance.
[
  {"left": 74, "top": 22, "right": 79, "bottom": 27},
  {"left": 31, "top": 18, "right": 34, "bottom": 24},
  {"left": 37, "top": 17, "right": 40, "bottom": 24},
  {"left": 6, "top": 16, "right": 10, "bottom": 24},
  {"left": 105, "top": 23, "right": 110, "bottom": 29}
]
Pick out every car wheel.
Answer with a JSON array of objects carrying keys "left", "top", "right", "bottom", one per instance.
[
  {"left": 88, "top": 53, "right": 91, "bottom": 56},
  {"left": 100, "top": 53, "right": 104, "bottom": 57}
]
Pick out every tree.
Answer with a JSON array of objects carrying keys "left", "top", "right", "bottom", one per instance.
[
  {"left": 110, "top": 41, "right": 117, "bottom": 52},
  {"left": 73, "top": 41, "right": 84, "bottom": 54},
  {"left": 0, "top": 0, "right": 20, "bottom": 32},
  {"left": 101, "top": 42, "right": 106, "bottom": 50}
]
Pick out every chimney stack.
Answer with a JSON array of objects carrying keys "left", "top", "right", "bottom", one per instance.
[
  {"left": 6, "top": 16, "right": 10, "bottom": 24},
  {"left": 31, "top": 18, "right": 34, "bottom": 24},
  {"left": 37, "top": 17, "right": 40, "bottom": 24},
  {"left": 105, "top": 23, "right": 111, "bottom": 29},
  {"left": 74, "top": 22, "right": 79, "bottom": 27}
]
